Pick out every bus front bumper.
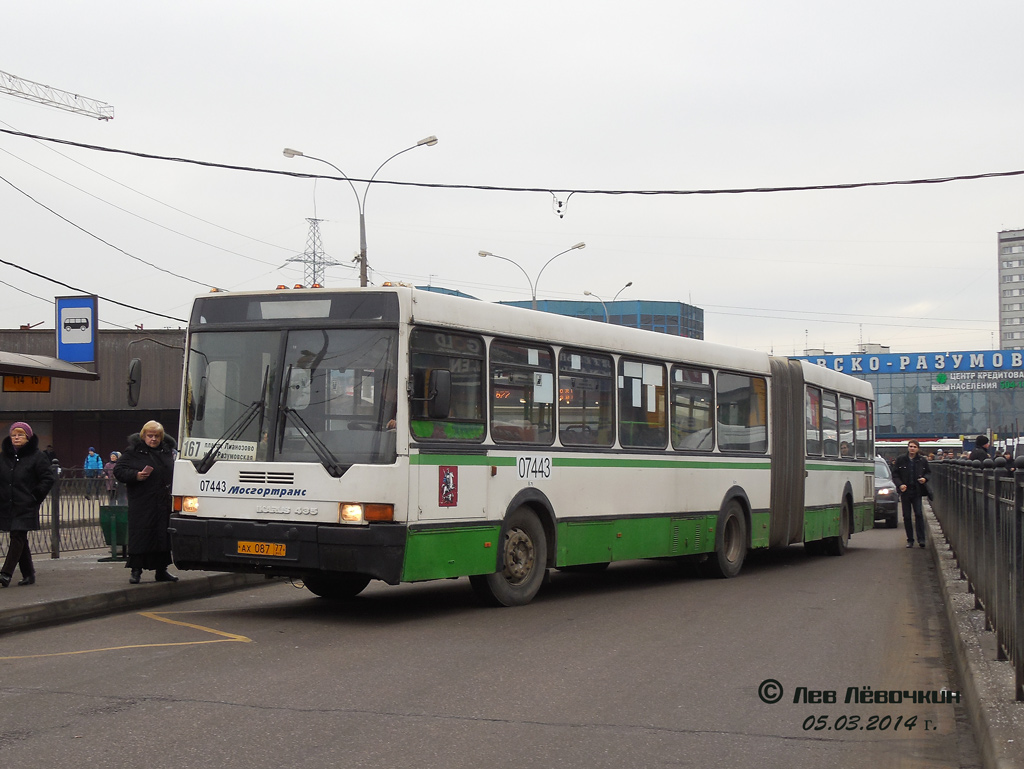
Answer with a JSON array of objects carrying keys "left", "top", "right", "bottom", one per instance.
[{"left": 169, "top": 514, "right": 407, "bottom": 585}]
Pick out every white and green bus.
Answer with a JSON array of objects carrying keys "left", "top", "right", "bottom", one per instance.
[{"left": 169, "top": 286, "right": 875, "bottom": 605}]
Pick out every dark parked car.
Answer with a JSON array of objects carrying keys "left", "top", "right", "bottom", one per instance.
[{"left": 873, "top": 455, "right": 898, "bottom": 528}]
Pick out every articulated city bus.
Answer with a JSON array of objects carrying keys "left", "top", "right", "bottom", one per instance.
[{"left": 168, "top": 287, "right": 874, "bottom": 606}]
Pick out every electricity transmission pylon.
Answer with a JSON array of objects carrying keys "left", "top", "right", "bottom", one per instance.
[{"left": 287, "top": 218, "right": 342, "bottom": 286}]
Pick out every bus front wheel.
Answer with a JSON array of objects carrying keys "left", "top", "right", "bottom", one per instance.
[
  {"left": 303, "top": 573, "right": 372, "bottom": 600},
  {"left": 470, "top": 507, "right": 548, "bottom": 606},
  {"left": 702, "top": 500, "right": 747, "bottom": 579}
]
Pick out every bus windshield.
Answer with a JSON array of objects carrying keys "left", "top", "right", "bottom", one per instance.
[{"left": 181, "top": 327, "right": 399, "bottom": 469}]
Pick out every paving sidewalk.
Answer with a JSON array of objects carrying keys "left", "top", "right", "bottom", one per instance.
[{"left": 0, "top": 548, "right": 268, "bottom": 636}]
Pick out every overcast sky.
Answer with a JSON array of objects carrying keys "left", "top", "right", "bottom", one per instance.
[{"left": 1, "top": 1, "right": 1021, "bottom": 355}]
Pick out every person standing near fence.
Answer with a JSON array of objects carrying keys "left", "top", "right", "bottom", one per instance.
[
  {"left": 113, "top": 421, "right": 178, "bottom": 584},
  {"left": 103, "top": 451, "right": 120, "bottom": 504},
  {"left": 893, "top": 439, "right": 930, "bottom": 549},
  {"left": 83, "top": 447, "right": 103, "bottom": 499},
  {"left": 0, "top": 422, "right": 55, "bottom": 587}
]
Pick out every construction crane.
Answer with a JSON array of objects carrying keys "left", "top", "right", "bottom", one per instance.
[{"left": 0, "top": 69, "right": 113, "bottom": 120}]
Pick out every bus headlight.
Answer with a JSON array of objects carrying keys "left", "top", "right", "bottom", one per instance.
[
  {"left": 181, "top": 497, "right": 199, "bottom": 514},
  {"left": 340, "top": 504, "right": 363, "bottom": 522},
  {"left": 339, "top": 503, "right": 394, "bottom": 523}
]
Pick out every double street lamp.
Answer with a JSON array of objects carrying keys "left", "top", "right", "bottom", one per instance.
[
  {"left": 283, "top": 136, "right": 438, "bottom": 286},
  {"left": 478, "top": 242, "right": 586, "bottom": 310},
  {"left": 584, "top": 281, "right": 632, "bottom": 322}
]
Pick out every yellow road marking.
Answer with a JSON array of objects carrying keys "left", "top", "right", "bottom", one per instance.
[{"left": 0, "top": 610, "right": 252, "bottom": 660}]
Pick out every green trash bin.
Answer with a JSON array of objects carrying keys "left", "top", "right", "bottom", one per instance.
[{"left": 99, "top": 505, "right": 129, "bottom": 561}]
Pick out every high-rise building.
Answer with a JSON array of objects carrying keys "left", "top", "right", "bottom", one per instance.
[{"left": 998, "top": 228, "right": 1024, "bottom": 349}]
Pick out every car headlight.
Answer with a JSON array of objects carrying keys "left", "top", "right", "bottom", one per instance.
[{"left": 877, "top": 488, "right": 895, "bottom": 498}]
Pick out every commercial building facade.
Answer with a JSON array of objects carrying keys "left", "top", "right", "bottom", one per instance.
[{"left": 793, "top": 348, "right": 1024, "bottom": 440}]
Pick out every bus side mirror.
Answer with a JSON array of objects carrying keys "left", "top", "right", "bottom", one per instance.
[
  {"left": 127, "top": 358, "right": 142, "bottom": 407},
  {"left": 428, "top": 369, "right": 451, "bottom": 419}
]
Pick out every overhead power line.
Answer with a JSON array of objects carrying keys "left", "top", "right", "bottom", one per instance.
[
  {"left": 2, "top": 128, "right": 1023, "bottom": 197},
  {"left": 0, "top": 257, "right": 186, "bottom": 324},
  {"left": 0, "top": 172, "right": 220, "bottom": 290}
]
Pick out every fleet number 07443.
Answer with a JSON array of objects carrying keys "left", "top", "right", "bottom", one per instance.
[{"left": 517, "top": 455, "right": 552, "bottom": 480}]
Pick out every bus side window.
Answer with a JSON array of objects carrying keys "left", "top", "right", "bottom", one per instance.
[
  {"left": 490, "top": 340, "right": 555, "bottom": 445},
  {"left": 409, "top": 329, "right": 486, "bottom": 442},
  {"left": 619, "top": 359, "right": 667, "bottom": 449},
  {"left": 854, "top": 398, "right": 870, "bottom": 458},
  {"left": 805, "top": 386, "right": 822, "bottom": 456},
  {"left": 558, "top": 350, "right": 614, "bottom": 447},
  {"left": 839, "top": 395, "right": 854, "bottom": 458},
  {"left": 821, "top": 391, "right": 839, "bottom": 457},
  {"left": 716, "top": 373, "right": 767, "bottom": 453},
  {"left": 670, "top": 365, "right": 713, "bottom": 451}
]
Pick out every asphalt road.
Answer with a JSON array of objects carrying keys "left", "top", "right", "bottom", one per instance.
[{"left": 0, "top": 526, "right": 979, "bottom": 769}]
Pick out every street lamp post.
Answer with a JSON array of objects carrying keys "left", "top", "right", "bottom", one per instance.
[
  {"left": 283, "top": 136, "right": 438, "bottom": 286},
  {"left": 612, "top": 281, "right": 633, "bottom": 301},
  {"left": 478, "top": 242, "right": 586, "bottom": 310},
  {"left": 583, "top": 290, "right": 608, "bottom": 322}
]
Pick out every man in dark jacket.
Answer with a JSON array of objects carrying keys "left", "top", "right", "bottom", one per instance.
[
  {"left": 893, "top": 439, "right": 930, "bottom": 549},
  {"left": 969, "top": 435, "right": 990, "bottom": 462}
]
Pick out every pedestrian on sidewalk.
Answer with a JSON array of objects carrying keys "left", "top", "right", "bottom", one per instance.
[
  {"left": 84, "top": 447, "right": 103, "bottom": 499},
  {"left": 893, "top": 438, "right": 930, "bottom": 549},
  {"left": 113, "top": 421, "right": 178, "bottom": 584},
  {"left": 0, "top": 422, "right": 55, "bottom": 587},
  {"left": 102, "top": 451, "right": 120, "bottom": 504},
  {"left": 969, "top": 435, "right": 990, "bottom": 462}
]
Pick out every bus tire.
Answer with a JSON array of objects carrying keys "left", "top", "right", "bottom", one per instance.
[
  {"left": 469, "top": 507, "right": 548, "bottom": 606},
  {"left": 824, "top": 500, "right": 851, "bottom": 556},
  {"left": 303, "top": 573, "right": 371, "bottom": 600},
  {"left": 702, "top": 500, "right": 747, "bottom": 579}
]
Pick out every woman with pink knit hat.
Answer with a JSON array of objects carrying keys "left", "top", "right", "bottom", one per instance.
[{"left": 0, "top": 422, "right": 55, "bottom": 587}]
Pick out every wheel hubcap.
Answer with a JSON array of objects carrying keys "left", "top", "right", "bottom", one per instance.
[{"left": 502, "top": 527, "right": 535, "bottom": 584}]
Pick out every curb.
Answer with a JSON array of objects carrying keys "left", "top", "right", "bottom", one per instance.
[
  {"left": 0, "top": 573, "right": 270, "bottom": 637},
  {"left": 927, "top": 510, "right": 1024, "bottom": 769}
]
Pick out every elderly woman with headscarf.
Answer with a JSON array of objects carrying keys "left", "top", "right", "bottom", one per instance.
[
  {"left": 113, "top": 420, "right": 178, "bottom": 584},
  {"left": 0, "top": 422, "right": 55, "bottom": 587}
]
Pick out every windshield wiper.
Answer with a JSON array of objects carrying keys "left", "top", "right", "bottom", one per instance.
[
  {"left": 279, "top": 406, "right": 345, "bottom": 478},
  {"left": 278, "top": 363, "right": 345, "bottom": 478},
  {"left": 196, "top": 366, "right": 269, "bottom": 473}
]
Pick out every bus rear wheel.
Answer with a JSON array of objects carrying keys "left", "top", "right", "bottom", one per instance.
[
  {"left": 303, "top": 573, "right": 372, "bottom": 600},
  {"left": 824, "top": 500, "right": 851, "bottom": 556},
  {"left": 701, "top": 500, "right": 747, "bottom": 579},
  {"left": 470, "top": 507, "right": 548, "bottom": 606}
]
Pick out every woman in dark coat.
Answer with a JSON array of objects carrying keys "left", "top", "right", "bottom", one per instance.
[
  {"left": 113, "top": 420, "right": 178, "bottom": 584},
  {"left": 0, "top": 422, "right": 55, "bottom": 587}
]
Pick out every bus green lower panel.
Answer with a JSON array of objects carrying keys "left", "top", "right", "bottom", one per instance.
[
  {"left": 402, "top": 524, "right": 501, "bottom": 582},
  {"left": 557, "top": 515, "right": 716, "bottom": 567},
  {"left": 804, "top": 507, "right": 839, "bottom": 542},
  {"left": 750, "top": 512, "right": 770, "bottom": 549},
  {"left": 853, "top": 502, "right": 872, "bottom": 533}
]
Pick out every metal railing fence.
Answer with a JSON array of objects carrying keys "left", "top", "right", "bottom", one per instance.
[
  {"left": 0, "top": 464, "right": 127, "bottom": 557},
  {"left": 931, "top": 457, "right": 1024, "bottom": 702}
]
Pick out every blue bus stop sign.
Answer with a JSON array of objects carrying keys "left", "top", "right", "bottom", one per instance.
[{"left": 55, "top": 295, "right": 98, "bottom": 363}]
